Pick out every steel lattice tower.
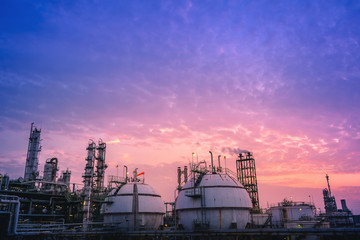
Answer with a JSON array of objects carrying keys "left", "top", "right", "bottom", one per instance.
[{"left": 236, "top": 152, "right": 260, "bottom": 209}]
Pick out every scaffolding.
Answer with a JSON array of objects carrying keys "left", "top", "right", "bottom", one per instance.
[{"left": 236, "top": 152, "right": 260, "bottom": 209}]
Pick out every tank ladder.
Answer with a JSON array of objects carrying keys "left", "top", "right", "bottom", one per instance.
[{"left": 200, "top": 186, "right": 207, "bottom": 228}]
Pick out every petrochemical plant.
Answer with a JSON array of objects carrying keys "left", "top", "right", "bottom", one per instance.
[{"left": 0, "top": 123, "right": 359, "bottom": 240}]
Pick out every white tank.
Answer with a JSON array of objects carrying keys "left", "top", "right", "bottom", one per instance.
[
  {"left": 175, "top": 172, "right": 252, "bottom": 230},
  {"left": 270, "top": 200, "right": 316, "bottom": 228},
  {"left": 101, "top": 182, "right": 165, "bottom": 230}
]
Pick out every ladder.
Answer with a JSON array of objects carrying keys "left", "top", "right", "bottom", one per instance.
[{"left": 200, "top": 187, "right": 207, "bottom": 227}]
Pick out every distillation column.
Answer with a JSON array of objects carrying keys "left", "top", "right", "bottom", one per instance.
[
  {"left": 42, "top": 158, "right": 58, "bottom": 190},
  {"left": 323, "top": 174, "right": 337, "bottom": 213},
  {"left": 83, "top": 140, "right": 96, "bottom": 223},
  {"left": 95, "top": 139, "right": 107, "bottom": 192},
  {"left": 58, "top": 169, "right": 71, "bottom": 188},
  {"left": 24, "top": 123, "right": 42, "bottom": 181},
  {"left": 43, "top": 158, "right": 58, "bottom": 182}
]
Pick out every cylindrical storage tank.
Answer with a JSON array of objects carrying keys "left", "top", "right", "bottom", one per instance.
[
  {"left": 101, "top": 182, "right": 165, "bottom": 230},
  {"left": 270, "top": 202, "right": 315, "bottom": 228},
  {"left": 175, "top": 173, "right": 252, "bottom": 230}
]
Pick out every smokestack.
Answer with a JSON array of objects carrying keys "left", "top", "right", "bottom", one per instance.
[
  {"left": 124, "top": 165, "right": 128, "bottom": 182},
  {"left": 341, "top": 199, "right": 349, "bottom": 212},
  {"left": 184, "top": 166, "right": 188, "bottom": 183},
  {"left": 218, "top": 155, "right": 222, "bottom": 172},
  {"left": 209, "top": 151, "right": 215, "bottom": 173},
  {"left": 133, "top": 168, "right": 138, "bottom": 180},
  {"left": 326, "top": 174, "right": 332, "bottom": 196},
  {"left": 177, "top": 167, "right": 182, "bottom": 189}
]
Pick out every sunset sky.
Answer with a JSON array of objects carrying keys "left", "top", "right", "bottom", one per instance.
[{"left": 0, "top": 1, "right": 360, "bottom": 214}]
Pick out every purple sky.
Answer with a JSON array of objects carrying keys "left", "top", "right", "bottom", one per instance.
[{"left": 1, "top": 1, "right": 360, "bottom": 214}]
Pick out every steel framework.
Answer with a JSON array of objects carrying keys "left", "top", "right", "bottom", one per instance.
[{"left": 236, "top": 152, "right": 260, "bottom": 209}]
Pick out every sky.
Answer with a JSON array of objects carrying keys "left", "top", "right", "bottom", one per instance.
[{"left": 0, "top": 0, "right": 360, "bottom": 214}]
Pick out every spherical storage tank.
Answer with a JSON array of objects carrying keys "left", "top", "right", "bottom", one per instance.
[
  {"left": 101, "top": 179, "right": 165, "bottom": 230},
  {"left": 175, "top": 172, "right": 252, "bottom": 230}
]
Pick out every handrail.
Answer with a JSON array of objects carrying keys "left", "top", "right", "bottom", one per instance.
[{"left": 224, "top": 168, "right": 238, "bottom": 179}]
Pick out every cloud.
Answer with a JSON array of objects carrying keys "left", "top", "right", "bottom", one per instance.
[
  {"left": 107, "top": 139, "right": 121, "bottom": 144},
  {"left": 1, "top": 0, "right": 360, "bottom": 214}
]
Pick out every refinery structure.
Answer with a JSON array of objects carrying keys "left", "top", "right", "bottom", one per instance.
[{"left": 0, "top": 123, "right": 359, "bottom": 240}]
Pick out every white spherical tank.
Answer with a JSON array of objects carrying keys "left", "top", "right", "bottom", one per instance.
[
  {"left": 175, "top": 172, "right": 252, "bottom": 230},
  {"left": 101, "top": 182, "right": 165, "bottom": 230}
]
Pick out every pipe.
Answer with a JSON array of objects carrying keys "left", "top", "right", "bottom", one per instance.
[
  {"left": 13, "top": 196, "right": 20, "bottom": 234},
  {"left": 50, "top": 157, "right": 58, "bottom": 164},
  {"left": 209, "top": 151, "right": 214, "bottom": 173},
  {"left": 132, "top": 183, "right": 139, "bottom": 230},
  {"left": 218, "top": 155, "right": 221, "bottom": 172},
  {"left": 174, "top": 189, "right": 178, "bottom": 230}
]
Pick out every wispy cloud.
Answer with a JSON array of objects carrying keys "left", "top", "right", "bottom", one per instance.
[{"left": 0, "top": 0, "right": 360, "bottom": 213}]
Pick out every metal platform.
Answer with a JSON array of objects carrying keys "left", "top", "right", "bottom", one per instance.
[{"left": 7, "top": 227, "right": 360, "bottom": 240}]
